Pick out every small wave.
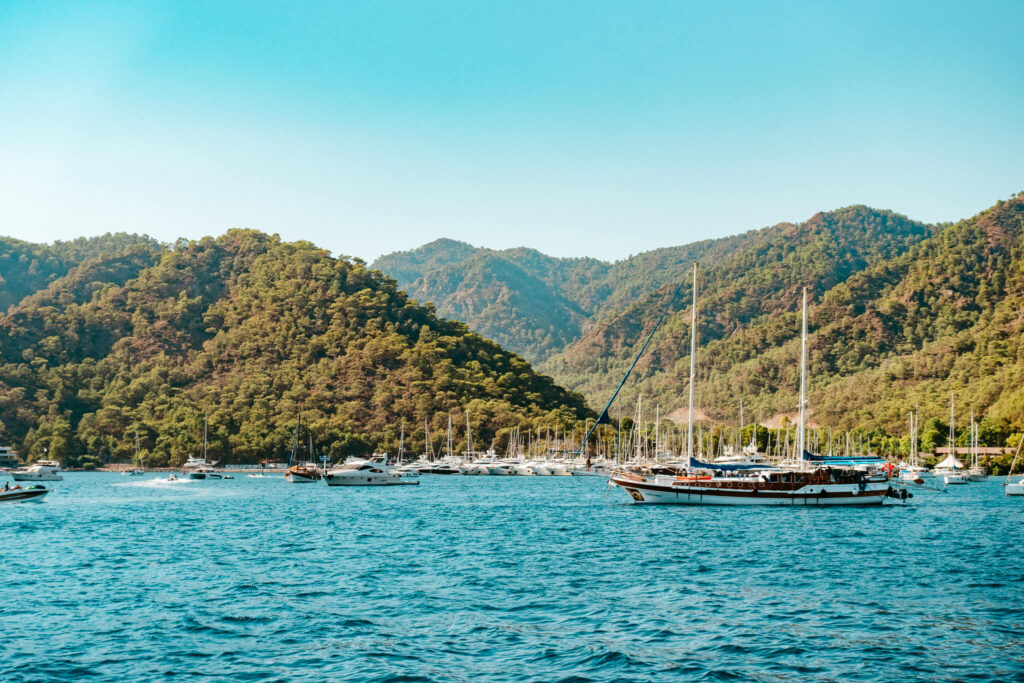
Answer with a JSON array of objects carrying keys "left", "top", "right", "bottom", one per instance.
[{"left": 112, "top": 477, "right": 193, "bottom": 488}]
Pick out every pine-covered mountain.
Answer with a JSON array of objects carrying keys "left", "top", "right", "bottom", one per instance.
[
  {"left": 0, "top": 233, "right": 161, "bottom": 313},
  {"left": 373, "top": 195, "right": 1024, "bottom": 441},
  {"left": 371, "top": 232, "right": 756, "bottom": 363},
  {"left": 0, "top": 231, "right": 589, "bottom": 467},
  {"left": 373, "top": 205, "right": 935, "bottom": 366},
  {"left": 549, "top": 195, "right": 1024, "bottom": 441}
]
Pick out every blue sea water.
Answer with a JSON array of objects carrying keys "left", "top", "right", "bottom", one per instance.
[{"left": 2, "top": 473, "right": 1022, "bottom": 682}]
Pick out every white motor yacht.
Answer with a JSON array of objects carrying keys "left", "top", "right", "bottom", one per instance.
[
  {"left": 512, "top": 463, "right": 536, "bottom": 476},
  {"left": 10, "top": 460, "right": 63, "bottom": 482},
  {"left": 545, "top": 461, "right": 573, "bottom": 476},
  {"left": 325, "top": 454, "right": 419, "bottom": 486},
  {"left": 487, "top": 462, "right": 516, "bottom": 475},
  {"left": 713, "top": 444, "right": 770, "bottom": 468},
  {"left": 528, "top": 461, "right": 552, "bottom": 476}
]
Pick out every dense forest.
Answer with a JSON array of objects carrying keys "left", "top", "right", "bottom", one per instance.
[
  {"left": 5, "top": 193, "right": 1023, "bottom": 468},
  {"left": 377, "top": 195, "right": 1024, "bottom": 449},
  {"left": 0, "top": 233, "right": 160, "bottom": 312},
  {"left": 0, "top": 231, "right": 589, "bottom": 468}
]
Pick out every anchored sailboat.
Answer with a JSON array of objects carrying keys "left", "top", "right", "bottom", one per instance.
[
  {"left": 610, "top": 284, "right": 902, "bottom": 506},
  {"left": 285, "top": 409, "right": 322, "bottom": 483}
]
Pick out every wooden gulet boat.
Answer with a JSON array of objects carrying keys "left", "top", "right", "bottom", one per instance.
[
  {"left": 609, "top": 282, "right": 904, "bottom": 506},
  {"left": 285, "top": 413, "right": 322, "bottom": 483}
]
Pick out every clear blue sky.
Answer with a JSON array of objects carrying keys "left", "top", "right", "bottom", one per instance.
[{"left": 1, "top": 1, "right": 1021, "bottom": 262}]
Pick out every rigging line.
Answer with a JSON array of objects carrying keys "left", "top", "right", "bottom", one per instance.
[{"left": 575, "top": 272, "right": 690, "bottom": 460}]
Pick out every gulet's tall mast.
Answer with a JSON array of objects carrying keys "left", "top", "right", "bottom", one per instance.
[
  {"left": 798, "top": 288, "right": 808, "bottom": 462},
  {"left": 687, "top": 263, "right": 698, "bottom": 460}
]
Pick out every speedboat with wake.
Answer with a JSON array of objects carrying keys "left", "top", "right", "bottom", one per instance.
[{"left": 0, "top": 484, "right": 50, "bottom": 503}]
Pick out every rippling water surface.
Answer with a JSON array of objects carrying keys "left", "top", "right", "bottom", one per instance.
[{"left": 2, "top": 473, "right": 1022, "bottom": 681}]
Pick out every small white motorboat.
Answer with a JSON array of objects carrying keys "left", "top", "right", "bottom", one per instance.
[
  {"left": 934, "top": 453, "right": 968, "bottom": 485},
  {"left": 943, "top": 472, "right": 969, "bottom": 485},
  {"left": 1006, "top": 479, "right": 1024, "bottom": 496},
  {"left": 0, "top": 484, "right": 50, "bottom": 503}
]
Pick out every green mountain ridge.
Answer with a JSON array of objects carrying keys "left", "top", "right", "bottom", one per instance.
[
  {"left": 0, "top": 231, "right": 588, "bottom": 466},
  {"left": 0, "top": 233, "right": 160, "bottom": 313},
  {"left": 373, "top": 196, "right": 1024, "bottom": 441}
]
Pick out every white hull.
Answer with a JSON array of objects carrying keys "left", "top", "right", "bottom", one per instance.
[
  {"left": 325, "top": 457, "right": 418, "bottom": 486},
  {"left": 546, "top": 463, "right": 572, "bottom": 476},
  {"left": 325, "top": 473, "right": 417, "bottom": 486},
  {"left": 943, "top": 473, "right": 969, "bottom": 485},
  {"left": 611, "top": 476, "right": 892, "bottom": 506},
  {"left": 10, "top": 471, "right": 62, "bottom": 481},
  {"left": 284, "top": 473, "right": 319, "bottom": 483},
  {"left": 1005, "top": 480, "right": 1024, "bottom": 496}
]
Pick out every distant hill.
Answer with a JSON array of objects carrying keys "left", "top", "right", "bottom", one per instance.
[
  {"left": 0, "top": 231, "right": 589, "bottom": 466},
  {"left": 543, "top": 195, "right": 1024, "bottom": 441},
  {"left": 372, "top": 232, "right": 754, "bottom": 363},
  {"left": 0, "top": 233, "right": 161, "bottom": 312},
  {"left": 373, "top": 204, "right": 936, "bottom": 372},
  {"left": 371, "top": 198, "right": 1024, "bottom": 442}
]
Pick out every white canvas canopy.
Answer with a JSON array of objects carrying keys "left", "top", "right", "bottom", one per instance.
[{"left": 936, "top": 453, "right": 964, "bottom": 469}]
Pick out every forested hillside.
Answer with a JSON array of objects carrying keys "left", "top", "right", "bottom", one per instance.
[
  {"left": 374, "top": 196, "right": 1024, "bottom": 444},
  {"left": 545, "top": 195, "right": 1024, "bottom": 443},
  {"left": 0, "top": 231, "right": 589, "bottom": 467},
  {"left": 0, "top": 233, "right": 160, "bottom": 312},
  {"left": 371, "top": 232, "right": 756, "bottom": 363}
]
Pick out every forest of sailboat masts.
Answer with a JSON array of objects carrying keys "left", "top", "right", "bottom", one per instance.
[{"left": 379, "top": 408, "right": 947, "bottom": 465}]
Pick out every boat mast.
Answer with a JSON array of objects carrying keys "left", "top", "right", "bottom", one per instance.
[
  {"left": 424, "top": 418, "right": 433, "bottom": 461},
  {"left": 203, "top": 412, "right": 209, "bottom": 463},
  {"left": 909, "top": 410, "right": 915, "bottom": 466},
  {"left": 798, "top": 288, "right": 808, "bottom": 463},
  {"left": 655, "top": 404, "right": 660, "bottom": 457},
  {"left": 288, "top": 409, "right": 300, "bottom": 467},
  {"left": 398, "top": 419, "right": 405, "bottom": 463},
  {"left": 465, "top": 412, "right": 473, "bottom": 456},
  {"left": 739, "top": 399, "right": 743, "bottom": 451},
  {"left": 949, "top": 393, "right": 955, "bottom": 461},
  {"left": 687, "top": 263, "right": 698, "bottom": 460}
]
